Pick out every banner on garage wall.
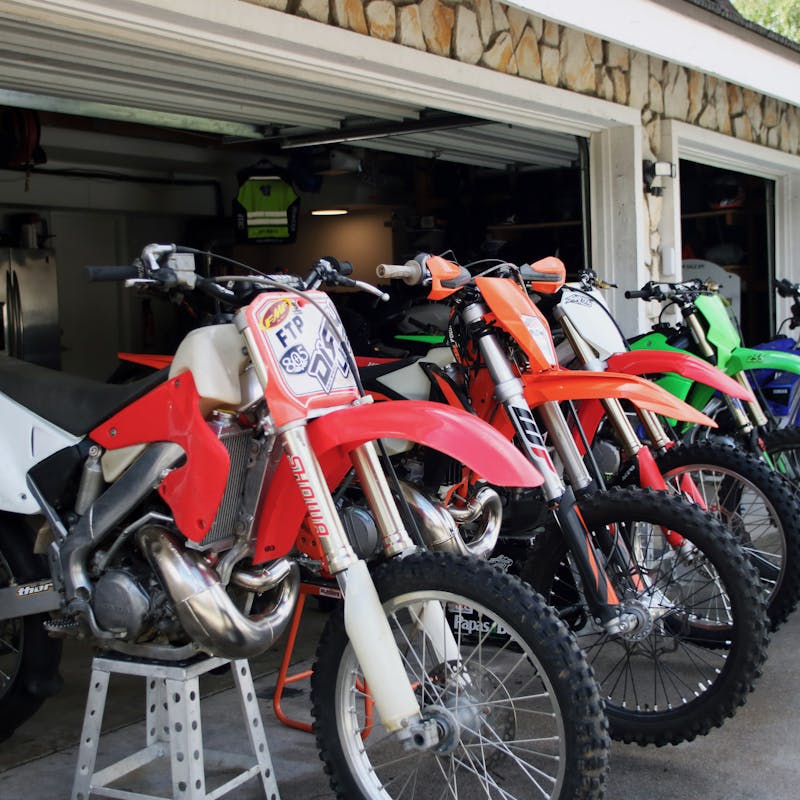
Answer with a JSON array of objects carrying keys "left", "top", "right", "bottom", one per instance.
[{"left": 233, "top": 165, "right": 299, "bottom": 244}]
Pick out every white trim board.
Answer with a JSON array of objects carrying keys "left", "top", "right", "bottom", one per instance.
[{"left": 660, "top": 120, "right": 800, "bottom": 327}]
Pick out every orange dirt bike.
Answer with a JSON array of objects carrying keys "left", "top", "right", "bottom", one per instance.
[
  {"left": 545, "top": 268, "right": 800, "bottom": 629},
  {"left": 0, "top": 245, "right": 612, "bottom": 800},
  {"left": 367, "top": 253, "right": 768, "bottom": 747}
]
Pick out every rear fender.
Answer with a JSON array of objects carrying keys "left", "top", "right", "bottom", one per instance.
[
  {"left": 606, "top": 351, "right": 754, "bottom": 401},
  {"left": 252, "top": 400, "right": 542, "bottom": 564},
  {"left": 729, "top": 346, "right": 800, "bottom": 376}
]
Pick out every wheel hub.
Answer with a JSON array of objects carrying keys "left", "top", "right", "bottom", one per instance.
[{"left": 615, "top": 600, "right": 654, "bottom": 641}]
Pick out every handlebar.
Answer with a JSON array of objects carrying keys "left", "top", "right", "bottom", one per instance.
[
  {"left": 86, "top": 244, "right": 389, "bottom": 307},
  {"left": 624, "top": 287, "right": 659, "bottom": 300},
  {"left": 624, "top": 279, "right": 711, "bottom": 304},
  {"left": 776, "top": 278, "right": 800, "bottom": 299}
]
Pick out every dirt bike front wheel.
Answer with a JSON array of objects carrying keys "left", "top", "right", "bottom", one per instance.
[
  {"left": 762, "top": 425, "right": 800, "bottom": 487},
  {"left": 654, "top": 442, "right": 800, "bottom": 629},
  {"left": 311, "top": 551, "right": 609, "bottom": 800},
  {"left": 523, "top": 487, "right": 769, "bottom": 747}
]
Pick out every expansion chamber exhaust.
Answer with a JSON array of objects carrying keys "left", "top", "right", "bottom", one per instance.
[
  {"left": 398, "top": 481, "right": 502, "bottom": 560},
  {"left": 139, "top": 526, "right": 300, "bottom": 660}
]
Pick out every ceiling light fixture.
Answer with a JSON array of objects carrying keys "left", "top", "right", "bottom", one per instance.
[{"left": 311, "top": 209, "right": 349, "bottom": 216}]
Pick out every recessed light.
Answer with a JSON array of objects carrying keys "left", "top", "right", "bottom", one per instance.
[{"left": 311, "top": 209, "right": 349, "bottom": 216}]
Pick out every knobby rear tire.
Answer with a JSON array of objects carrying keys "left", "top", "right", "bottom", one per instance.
[{"left": 0, "top": 522, "right": 63, "bottom": 742}]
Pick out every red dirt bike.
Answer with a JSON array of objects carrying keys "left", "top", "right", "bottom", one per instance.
[
  {"left": 547, "top": 268, "right": 800, "bottom": 629},
  {"left": 0, "top": 244, "right": 612, "bottom": 800},
  {"left": 367, "top": 252, "right": 768, "bottom": 747}
]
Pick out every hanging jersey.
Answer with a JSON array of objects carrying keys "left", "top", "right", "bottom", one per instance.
[{"left": 234, "top": 173, "right": 299, "bottom": 244}]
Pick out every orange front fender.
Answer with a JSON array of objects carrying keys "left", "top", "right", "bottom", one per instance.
[{"left": 523, "top": 369, "right": 716, "bottom": 427}]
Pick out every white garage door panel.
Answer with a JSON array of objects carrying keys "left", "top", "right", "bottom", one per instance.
[{"left": 0, "top": 0, "right": 638, "bottom": 135}]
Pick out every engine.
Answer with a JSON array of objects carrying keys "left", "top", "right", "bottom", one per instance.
[{"left": 91, "top": 558, "right": 181, "bottom": 642}]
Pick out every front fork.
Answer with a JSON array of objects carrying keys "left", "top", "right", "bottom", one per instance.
[
  {"left": 464, "top": 305, "right": 638, "bottom": 633},
  {"left": 281, "top": 425, "right": 458, "bottom": 741}
]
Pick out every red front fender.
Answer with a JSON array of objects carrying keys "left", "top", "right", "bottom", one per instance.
[
  {"left": 606, "top": 351, "right": 754, "bottom": 401},
  {"left": 252, "top": 400, "right": 542, "bottom": 563}
]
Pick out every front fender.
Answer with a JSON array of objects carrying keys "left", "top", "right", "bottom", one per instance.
[
  {"left": 252, "top": 400, "right": 542, "bottom": 563},
  {"left": 523, "top": 370, "right": 716, "bottom": 426},
  {"left": 729, "top": 346, "right": 800, "bottom": 375},
  {"left": 606, "top": 351, "right": 754, "bottom": 401}
]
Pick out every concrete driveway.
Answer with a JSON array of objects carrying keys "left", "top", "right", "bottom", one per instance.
[{"left": 1, "top": 604, "right": 797, "bottom": 799}]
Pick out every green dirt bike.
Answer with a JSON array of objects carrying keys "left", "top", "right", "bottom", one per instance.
[{"left": 627, "top": 279, "right": 800, "bottom": 484}]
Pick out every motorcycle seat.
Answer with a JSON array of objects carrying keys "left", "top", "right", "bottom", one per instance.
[{"left": 0, "top": 354, "right": 169, "bottom": 436}]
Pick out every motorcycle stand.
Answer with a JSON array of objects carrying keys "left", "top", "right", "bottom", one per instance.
[{"left": 70, "top": 654, "right": 279, "bottom": 800}]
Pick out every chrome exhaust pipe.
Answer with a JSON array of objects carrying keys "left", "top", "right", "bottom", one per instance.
[
  {"left": 448, "top": 485, "right": 502, "bottom": 560},
  {"left": 397, "top": 481, "right": 502, "bottom": 560},
  {"left": 398, "top": 481, "right": 467, "bottom": 556},
  {"left": 138, "top": 526, "right": 299, "bottom": 659}
]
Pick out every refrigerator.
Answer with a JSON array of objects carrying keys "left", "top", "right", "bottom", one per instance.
[{"left": 0, "top": 248, "right": 60, "bottom": 369}]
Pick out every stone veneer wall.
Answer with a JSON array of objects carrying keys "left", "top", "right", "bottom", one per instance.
[{"left": 241, "top": 0, "right": 800, "bottom": 273}]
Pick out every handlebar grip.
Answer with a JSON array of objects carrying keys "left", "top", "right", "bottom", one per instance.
[
  {"left": 86, "top": 265, "right": 142, "bottom": 282},
  {"left": 376, "top": 261, "right": 424, "bottom": 285},
  {"left": 624, "top": 289, "right": 645, "bottom": 299}
]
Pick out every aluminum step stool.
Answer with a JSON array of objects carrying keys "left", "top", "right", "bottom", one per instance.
[{"left": 71, "top": 654, "right": 279, "bottom": 800}]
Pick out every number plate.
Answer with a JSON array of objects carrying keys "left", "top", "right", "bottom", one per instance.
[{"left": 245, "top": 291, "right": 359, "bottom": 426}]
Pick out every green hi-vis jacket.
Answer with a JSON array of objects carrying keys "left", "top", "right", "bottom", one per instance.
[{"left": 234, "top": 174, "right": 299, "bottom": 243}]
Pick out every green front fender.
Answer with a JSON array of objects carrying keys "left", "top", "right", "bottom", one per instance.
[{"left": 729, "top": 346, "right": 800, "bottom": 375}]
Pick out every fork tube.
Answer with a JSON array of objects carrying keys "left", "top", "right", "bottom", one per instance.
[
  {"left": 351, "top": 441, "right": 415, "bottom": 557},
  {"left": 636, "top": 408, "right": 671, "bottom": 451},
  {"left": 556, "top": 310, "right": 643, "bottom": 459},
  {"left": 462, "top": 302, "right": 567, "bottom": 501},
  {"left": 537, "top": 401, "right": 593, "bottom": 490},
  {"left": 281, "top": 425, "right": 420, "bottom": 734},
  {"left": 733, "top": 371, "right": 769, "bottom": 427}
]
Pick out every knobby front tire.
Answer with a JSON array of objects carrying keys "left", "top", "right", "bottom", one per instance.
[
  {"left": 523, "top": 487, "right": 769, "bottom": 747},
  {"left": 655, "top": 442, "right": 800, "bottom": 629},
  {"left": 311, "top": 552, "right": 609, "bottom": 800},
  {"left": 762, "top": 425, "right": 800, "bottom": 488}
]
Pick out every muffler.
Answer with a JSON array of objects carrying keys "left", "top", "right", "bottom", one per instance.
[
  {"left": 398, "top": 481, "right": 501, "bottom": 560},
  {"left": 138, "top": 526, "right": 299, "bottom": 659}
]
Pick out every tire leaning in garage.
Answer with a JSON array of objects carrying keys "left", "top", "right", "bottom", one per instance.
[{"left": 762, "top": 425, "right": 800, "bottom": 488}]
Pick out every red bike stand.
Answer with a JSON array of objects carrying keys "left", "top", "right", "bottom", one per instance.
[{"left": 272, "top": 581, "right": 342, "bottom": 734}]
